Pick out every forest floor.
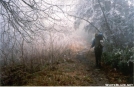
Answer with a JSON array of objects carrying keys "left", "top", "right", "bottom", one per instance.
[
  {"left": 22, "top": 39, "right": 131, "bottom": 86},
  {"left": 25, "top": 43, "right": 130, "bottom": 86},
  {"left": 0, "top": 40, "right": 131, "bottom": 86},
  {"left": 26, "top": 49, "right": 109, "bottom": 86}
]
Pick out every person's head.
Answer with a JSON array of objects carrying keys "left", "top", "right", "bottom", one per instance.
[{"left": 95, "top": 32, "right": 103, "bottom": 39}]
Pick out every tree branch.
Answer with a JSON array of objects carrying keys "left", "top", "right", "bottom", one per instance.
[{"left": 98, "top": 0, "right": 112, "bottom": 33}]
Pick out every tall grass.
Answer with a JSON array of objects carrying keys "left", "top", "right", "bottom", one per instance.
[{"left": 0, "top": 34, "right": 79, "bottom": 85}]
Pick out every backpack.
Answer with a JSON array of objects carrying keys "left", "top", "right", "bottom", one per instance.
[{"left": 95, "top": 33, "right": 103, "bottom": 48}]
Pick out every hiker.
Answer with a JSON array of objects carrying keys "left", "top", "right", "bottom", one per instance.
[{"left": 91, "top": 33, "right": 103, "bottom": 68}]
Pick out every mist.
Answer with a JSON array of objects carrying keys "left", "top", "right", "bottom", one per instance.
[
  {"left": 0, "top": 0, "right": 134, "bottom": 85},
  {"left": 0, "top": 0, "right": 133, "bottom": 65},
  {"left": 0, "top": 0, "right": 94, "bottom": 78},
  {"left": 0, "top": 0, "right": 94, "bottom": 63}
]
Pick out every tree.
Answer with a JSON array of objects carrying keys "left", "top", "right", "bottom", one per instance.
[
  {"left": 0, "top": 0, "right": 73, "bottom": 65},
  {"left": 75, "top": 0, "right": 134, "bottom": 50}
]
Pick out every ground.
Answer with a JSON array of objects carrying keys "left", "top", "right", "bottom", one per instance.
[
  {"left": 26, "top": 46, "right": 110, "bottom": 86},
  {"left": 0, "top": 35, "right": 132, "bottom": 85},
  {"left": 1, "top": 38, "right": 130, "bottom": 86},
  {"left": 25, "top": 40, "right": 130, "bottom": 86}
]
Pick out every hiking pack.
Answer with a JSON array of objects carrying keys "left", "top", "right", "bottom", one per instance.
[{"left": 95, "top": 33, "right": 103, "bottom": 48}]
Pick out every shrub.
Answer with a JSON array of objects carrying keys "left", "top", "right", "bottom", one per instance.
[
  {"left": 118, "top": 61, "right": 129, "bottom": 75},
  {"left": 1, "top": 65, "right": 30, "bottom": 86},
  {"left": 102, "top": 47, "right": 134, "bottom": 75}
]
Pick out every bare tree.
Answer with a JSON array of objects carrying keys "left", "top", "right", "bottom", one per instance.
[{"left": 75, "top": 0, "right": 134, "bottom": 49}]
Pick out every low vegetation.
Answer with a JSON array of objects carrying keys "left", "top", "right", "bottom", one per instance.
[
  {"left": 102, "top": 46, "right": 134, "bottom": 83},
  {"left": 0, "top": 46, "right": 91, "bottom": 85}
]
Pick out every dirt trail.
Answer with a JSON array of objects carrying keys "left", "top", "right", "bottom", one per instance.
[
  {"left": 27, "top": 40, "right": 109, "bottom": 86},
  {"left": 76, "top": 49, "right": 109, "bottom": 85},
  {"left": 26, "top": 48, "right": 109, "bottom": 86}
]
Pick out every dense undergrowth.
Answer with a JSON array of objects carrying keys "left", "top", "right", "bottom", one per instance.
[
  {"left": 0, "top": 44, "right": 75, "bottom": 86},
  {"left": 102, "top": 46, "right": 134, "bottom": 83},
  {"left": 0, "top": 41, "right": 133, "bottom": 85},
  {"left": 0, "top": 50, "right": 91, "bottom": 86}
]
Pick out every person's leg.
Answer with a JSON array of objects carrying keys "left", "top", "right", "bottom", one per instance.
[
  {"left": 95, "top": 48, "right": 99, "bottom": 67},
  {"left": 98, "top": 49, "right": 102, "bottom": 68},
  {"left": 96, "top": 57, "right": 99, "bottom": 67}
]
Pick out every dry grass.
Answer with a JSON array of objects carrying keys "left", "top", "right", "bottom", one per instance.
[
  {"left": 26, "top": 57, "right": 93, "bottom": 86},
  {"left": 101, "top": 63, "right": 131, "bottom": 84},
  {"left": 0, "top": 40, "right": 92, "bottom": 86}
]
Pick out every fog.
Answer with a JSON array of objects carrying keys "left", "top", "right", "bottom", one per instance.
[
  {"left": 1, "top": 0, "right": 133, "bottom": 65},
  {"left": 0, "top": 0, "right": 96, "bottom": 65}
]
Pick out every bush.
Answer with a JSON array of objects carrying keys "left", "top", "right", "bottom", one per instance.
[
  {"left": 1, "top": 65, "right": 30, "bottom": 86},
  {"left": 102, "top": 50, "right": 120, "bottom": 68},
  {"left": 118, "top": 61, "right": 129, "bottom": 75},
  {"left": 102, "top": 47, "right": 134, "bottom": 75}
]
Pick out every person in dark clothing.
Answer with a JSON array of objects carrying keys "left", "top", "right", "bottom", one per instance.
[{"left": 91, "top": 33, "right": 103, "bottom": 68}]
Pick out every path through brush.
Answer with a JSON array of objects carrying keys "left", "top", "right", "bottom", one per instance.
[
  {"left": 26, "top": 41, "right": 109, "bottom": 86},
  {"left": 75, "top": 48, "right": 109, "bottom": 85}
]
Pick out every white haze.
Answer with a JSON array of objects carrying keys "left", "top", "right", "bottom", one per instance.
[
  {"left": 0, "top": 0, "right": 95, "bottom": 63},
  {"left": 35, "top": 0, "right": 94, "bottom": 52}
]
